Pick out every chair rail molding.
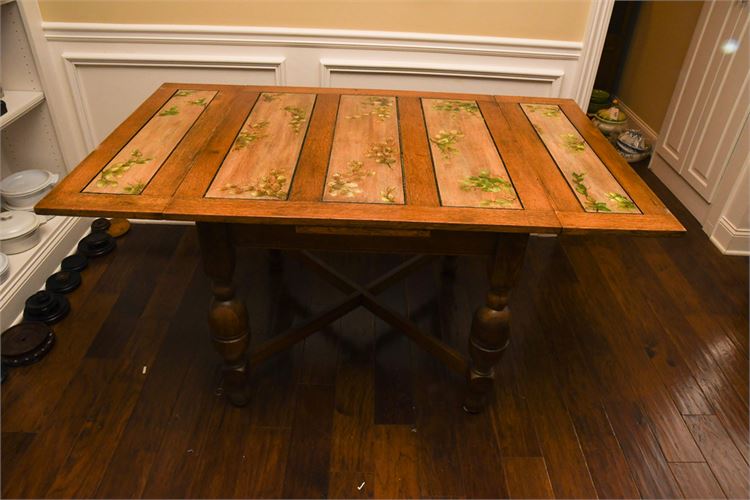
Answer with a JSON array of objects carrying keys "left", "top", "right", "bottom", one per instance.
[
  {"left": 42, "top": 22, "right": 583, "bottom": 59},
  {"left": 39, "top": 19, "right": 614, "bottom": 163}
]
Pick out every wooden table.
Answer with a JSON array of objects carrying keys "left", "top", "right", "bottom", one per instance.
[{"left": 36, "top": 84, "right": 683, "bottom": 412}]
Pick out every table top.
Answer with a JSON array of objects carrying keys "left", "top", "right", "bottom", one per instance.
[{"left": 36, "top": 83, "right": 684, "bottom": 235}]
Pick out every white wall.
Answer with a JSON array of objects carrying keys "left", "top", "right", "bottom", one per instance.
[{"left": 38, "top": 19, "right": 609, "bottom": 165}]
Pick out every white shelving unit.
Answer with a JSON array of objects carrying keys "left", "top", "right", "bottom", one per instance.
[
  {"left": 1, "top": 0, "right": 88, "bottom": 330},
  {"left": 0, "top": 89, "right": 44, "bottom": 129}
]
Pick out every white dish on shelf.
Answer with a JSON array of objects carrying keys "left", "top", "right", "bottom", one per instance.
[
  {"left": 1, "top": 199, "right": 54, "bottom": 223},
  {"left": 0, "top": 252, "right": 8, "bottom": 285},
  {"left": 0, "top": 210, "right": 41, "bottom": 255},
  {"left": 0, "top": 169, "right": 59, "bottom": 208}
]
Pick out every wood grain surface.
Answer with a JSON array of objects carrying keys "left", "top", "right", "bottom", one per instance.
[
  {"left": 422, "top": 98, "right": 521, "bottom": 209},
  {"left": 520, "top": 103, "right": 640, "bottom": 214},
  {"left": 323, "top": 95, "right": 405, "bottom": 204},
  {"left": 84, "top": 89, "right": 217, "bottom": 195},
  {"left": 206, "top": 92, "right": 316, "bottom": 200},
  {"left": 36, "top": 83, "right": 684, "bottom": 236},
  {"left": 5, "top": 166, "right": 743, "bottom": 498}
]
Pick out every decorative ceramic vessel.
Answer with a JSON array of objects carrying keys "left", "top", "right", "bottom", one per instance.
[
  {"left": 0, "top": 211, "right": 41, "bottom": 254},
  {"left": 0, "top": 170, "right": 59, "bottom": 209}
]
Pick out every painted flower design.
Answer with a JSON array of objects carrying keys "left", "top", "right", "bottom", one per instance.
[
  {"left": 366, "top": 138, "right": 398, "bottom": 169},
  {"left": 430, "top": 129, "right": 464, "bottom": 159},
  {"left": 328, "top": 160, "right": 376, "bottom": 198},
  {"left": 221, "top": 169, "right": 288, "bottom": 199},
  {"left": 233, "top": 121, "right": 270, "bottom": 150},
  {"left": 347, "top": 96, "right": 394, "bottom": 121},
  {"left": 433, "top": 100, "right": 479, "bottom": 115},
  {"left": 284, "top": 106, "right": 307, "bottom": 134},
  {"left": 96, "top": 149, "right": 152, "bottom": 188}
]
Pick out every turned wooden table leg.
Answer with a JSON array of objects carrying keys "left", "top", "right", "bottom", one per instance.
[
  {"left": 464, "top": 233, "right": 529, "bottom": 413},
  {"left": 196, "top": 222, "right": 251, "bottom": 407}
]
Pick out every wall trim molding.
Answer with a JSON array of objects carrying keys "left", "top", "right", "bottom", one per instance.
[
  {"left": 319, "top": 58, "right": 564, "bottom": 94},
  {"left": 42, "top": 22, "right": 583, "bottom": 60},
  {"left": 710, "top": 216, "right": 750, "bottom": 256},
  {"left": 574, "top": 0, "right": 614, "bottom": 108},
  {"left": 61, "top": 52, "right": 286, "bottom": 149}
]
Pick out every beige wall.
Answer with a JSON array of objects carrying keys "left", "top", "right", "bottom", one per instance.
[
  {"left": 618, "top": 1, "right": 704, "bottom": 133},
  {"left": 38, "top": 0, "right": 591, "bottom": 41}
]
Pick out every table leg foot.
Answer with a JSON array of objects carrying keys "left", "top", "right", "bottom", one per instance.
[
  {"left": 463, "top": 234, "right": 528, "bottom": 413},
  {"left": 197, "top": 222, "right": 251, "bottom": 407}
]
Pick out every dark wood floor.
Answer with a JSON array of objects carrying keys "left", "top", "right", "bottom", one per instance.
[{"left": 2, "top": 163, "right": 748, "bottom": 499}]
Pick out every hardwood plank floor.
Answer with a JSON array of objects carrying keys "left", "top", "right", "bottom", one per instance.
[{"left": 2, "top": 164, "right": 748, "bottom": 498}]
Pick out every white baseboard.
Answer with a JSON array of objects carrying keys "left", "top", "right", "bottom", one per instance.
[
  {"left": 615, "top": 98, "right": 658, "bottom": 144},
  {"left": 710, "top": 216, "right": 750, "bottom": 256}
]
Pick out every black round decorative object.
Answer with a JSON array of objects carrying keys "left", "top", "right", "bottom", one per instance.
[
  {"left": 91, "top": 217, "right": 111, "bottom": 233},
  {"left": 61, "top": 253, "right": 88, "bottom": 272},
  {"left": 23, "top": 291, "right": 70, "bottom": 325},
  {"left": 1, "top": 322, "right": 56, "bottom": 367},
  {"left": 77, "top": 231, "right": 116, "bottom": 257},
  {"left": 46, "top": 270, "right": 82, "bottom": 294},
  {"left": 1, "top": 363, "right": 8, "bottom": 383}
]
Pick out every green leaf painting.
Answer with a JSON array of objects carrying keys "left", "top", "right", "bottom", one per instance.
[
  {"left": 571, "top": 171, "right": 611, "bottom": 212},
  {"left": 96, "top": 149, "right": 152, "bottom": 188},
  {"left": 525, "top": 104, "right": 561, "bottom": 118},
  {"left": 430, "top": 129, "right": 464, "bottom": 159},
  {"left": 433, "top": 100, "right": 480, "bottom": 115},
  {"left": 460, "top": 170, "right": 512, "bottom": 193},
  {"left": 233, "top": 121, "right": 270, "bottom": 150},
  {"left": 175, "top": 90, "right": 196, "bottom": 97},
  {"left": 159, "top": 105, "right": 179, "bottom": 116},
  {"left": 607, "top": 192, "right": 636, "bottom": 210},
  {"left": 562, "top": 133, "right": 586, "bottom": 153},
  {"left": 123, "top": 180, "right": 146, "bottom": 195},
  {"left": 460, "top": 170, "right": 516, "bottom": 208}
]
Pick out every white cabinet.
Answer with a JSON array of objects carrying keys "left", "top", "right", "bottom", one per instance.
[
  {"left": 1, "top": 0, "right": 89, "bottom": 330},
  {"left": 650, "top": 1, "right": 749, "bottom": 255}
]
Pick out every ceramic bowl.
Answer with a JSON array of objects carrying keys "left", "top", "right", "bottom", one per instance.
[
  {"left": 0, "top": 170, "right": 59, "bottom": 209},
  {"left": 0, "top": 211, "right": 41, "bottom": 255}
]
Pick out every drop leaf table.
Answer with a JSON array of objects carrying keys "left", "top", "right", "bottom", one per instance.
[{"left": 36, "top": 84, "right": 683, "bottom": 412}]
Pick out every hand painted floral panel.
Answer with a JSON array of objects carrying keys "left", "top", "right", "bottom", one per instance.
[
  {"left": 422, "top": 98, "right": 521, "bottom": 209},
  {"left": 322, "top": 95, "right": 405, "bottom": 204},
  {"left": 84, "top": 89, "right": 217, "bottom": 194},
  {"left": 205, "top": 92, "right": 316, "bottom": 200},
  {"left": 520, "top": 103, "right": 640, "bottom": 214}
]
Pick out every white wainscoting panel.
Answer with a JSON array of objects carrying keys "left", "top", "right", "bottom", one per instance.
[
  {"left": 62, "top": 53, "right": 286, "bottom": 147},
  {"left": 320, "top": 59, "right": 563, "bottom": 95},
  {"left": 40, "top": 23, "right": 589, "bottom": 161}
]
